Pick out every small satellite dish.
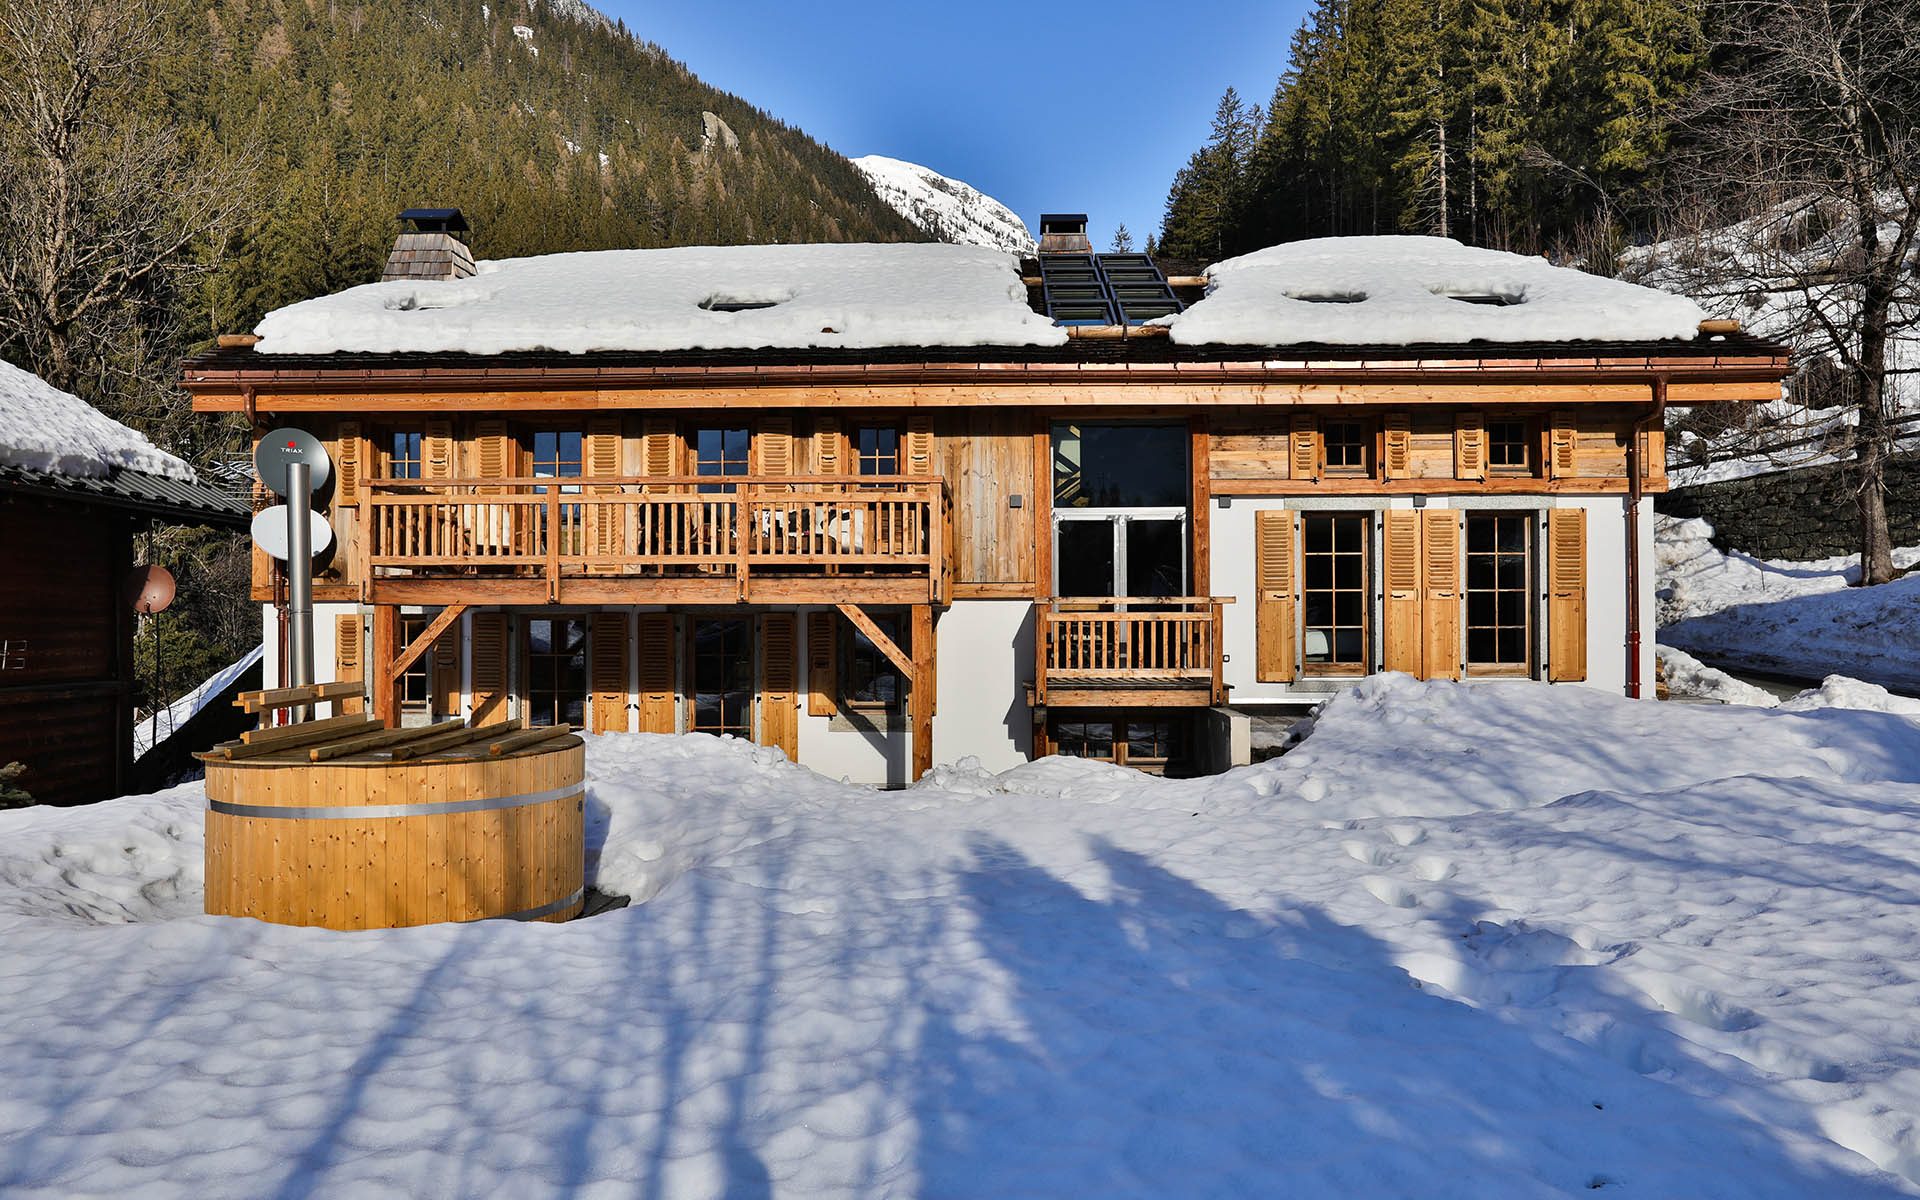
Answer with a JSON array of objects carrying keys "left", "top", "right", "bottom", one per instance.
[
  {"left": 124, "top": 564, "right": 176, "bottom": 614},
  {"left": 252, "top": 506, "right": 335, "bottom": 560},
  {"left": 255, "top": 427, "right": 332, "bottom": 497}
]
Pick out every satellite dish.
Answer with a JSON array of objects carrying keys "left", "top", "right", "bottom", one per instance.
[
  {"left": 125, "top": 565, "right": 176, "bottom": 614},
  {"left": 252, "top": 506, "right": 335, "bottom": 560},
  {"left": 255, "top": 427, "right": 332, "bottom": 497}
]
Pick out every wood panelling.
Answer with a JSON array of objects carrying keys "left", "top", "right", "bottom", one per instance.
[
  {"left": 1549, "top": 508, "right": 1588, "bottom": 681},
  {"left": 1254, "top": 509, "right": 1296, "bottom": 682},
  {"left": 0, "top": 507, "right": 114, "bottom": 683},
  {"left": 941, "top": 410, "right": 1034, "bottom": 585}
]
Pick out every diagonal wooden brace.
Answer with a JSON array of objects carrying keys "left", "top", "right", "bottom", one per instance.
[
  {"left": 387, "top": 603, "right": 468, "bottom": 683},
  {"left": 835, "top": 603, "right": 914, "bottom": 680}
]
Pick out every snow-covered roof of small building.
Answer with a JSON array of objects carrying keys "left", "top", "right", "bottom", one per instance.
[
  {"left": 1165, "top": 237, "right": 1707, "bottom": 345},
  {"left": 0, "top": 359, "right": 196, "bottom": 481},
  {"left": 253, "top": 243, "right": 1067, "bottom": 355}
]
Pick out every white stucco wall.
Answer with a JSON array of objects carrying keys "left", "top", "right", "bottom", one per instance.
[{"left": 259, "top": 601, "right": 351, "bottom": 691}]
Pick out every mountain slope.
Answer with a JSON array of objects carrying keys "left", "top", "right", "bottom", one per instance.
[{"left": 852, "top": 156, "right": 1035, "bottom": 256}]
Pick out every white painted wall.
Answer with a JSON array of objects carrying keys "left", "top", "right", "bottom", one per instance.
[{"left": 259, "top": 601, "right": 351, "bottom": 690}]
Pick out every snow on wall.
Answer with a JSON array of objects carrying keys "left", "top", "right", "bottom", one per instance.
[
  {"left": 252, "top": 242, "right": 1065, "bottom": 355},
  {"left": 1165, "top": 236, "right": 1707, "bottom": 346},
  {"left": 851, "top": 155, "right": 1037, "bottom": 257},
  {"left": 0, "top": 359, "right": 195, "bottom": 480}
]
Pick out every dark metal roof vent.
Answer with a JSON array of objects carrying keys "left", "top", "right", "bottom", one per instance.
[
  {"left": 383, "top": 207, "right": 475, "bottom": 282},
  {"left": 1039, "top": 213, "right": 1092, "bottom": 255}
]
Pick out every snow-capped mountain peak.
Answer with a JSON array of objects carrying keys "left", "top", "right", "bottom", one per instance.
[{"left": 852, "top": 155, "right": 1035, "bottom": 257}]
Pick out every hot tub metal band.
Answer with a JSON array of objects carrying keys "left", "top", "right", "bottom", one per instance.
[{"left": 206, "top": 783, "right": 582, "bottom": 822}]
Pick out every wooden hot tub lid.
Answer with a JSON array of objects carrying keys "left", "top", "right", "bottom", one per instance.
[{"left": 196, "top": 717, "right": 582, "bottom": 767}]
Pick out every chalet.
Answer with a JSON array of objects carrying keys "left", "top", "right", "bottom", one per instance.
[
  {"left": 1, "top": 362, "right": 250, "bottom": 803},
  {"left": 180, "top": 213, "right": 1790, "bottom": 783}
]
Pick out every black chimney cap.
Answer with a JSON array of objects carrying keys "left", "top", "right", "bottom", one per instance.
[
  {"left": 1039, "top": 214, "right": 1089, "bottom": 234},
  {"left": 398, "top": 207, "right": 469, "bottom": 234}
]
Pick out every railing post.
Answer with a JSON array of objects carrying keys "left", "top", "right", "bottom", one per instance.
[
  {"left": 1210, "top": 600, "right": 1225, "bottom": 704},
  {"left": 1033, "top": 602, "right": 1049, "bottom": 707},
  {"left": 735, "top": 488, "right": 751, "bottom": 602},
  {"left": 359, "top": 481, "right": 373, "bottom": 602},
  {"left": 545, "top": 489, "right": 560, "bottom": 602}
]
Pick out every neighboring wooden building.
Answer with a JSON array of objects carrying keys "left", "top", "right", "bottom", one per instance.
[
  {"left": 0, "top": 364, "right": 250, "bottom": 804},
  {"left": 181, "top": 221, "right": 1789, "bottom": 782}
]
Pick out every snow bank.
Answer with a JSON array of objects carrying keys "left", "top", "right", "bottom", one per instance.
[
  {"left": 1658, "top": 515, "right": 1920, "bottom": 690},
  {"left": 851, "top": 155, "right": 1036, "bottom": 257},
  {"left": 1166, "top": 236, "right": 1708, "bottom": 345},
  {"left": 0, "top": 358, "right": 195, "bottom": 480},
  {"left": 7, "top": 683, "right": 1920, "bottom": 1195},
  {"left": 252, "top": 242, "right": 1066, "bottom": 355},
  {"left": 1659, "top": 645, "right": 1920, "bottom": 717}
]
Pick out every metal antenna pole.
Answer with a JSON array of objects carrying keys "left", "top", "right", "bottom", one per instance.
[{"left": 287, "top": 461, "right": 315, "bottom": 720}]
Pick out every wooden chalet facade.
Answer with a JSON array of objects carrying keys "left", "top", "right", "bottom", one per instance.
[{"left": 181, "top": 231, "right": 1790, "bottom": 783}]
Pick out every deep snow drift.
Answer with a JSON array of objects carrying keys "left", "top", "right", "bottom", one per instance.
[{"left": 4, "top": 677, "right": 1920, "bottom": 1196}]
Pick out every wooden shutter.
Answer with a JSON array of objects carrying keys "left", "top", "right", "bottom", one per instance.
[
  {"left": 586, "top": 418, "right": 621, "bottom": 478},
  {"left": 1382, "top": 510, "right": 1423, "bottom": 675},
  {"left": 335, "top": 421, "right": 363, "bottom": 504},
  {"left": 586, "top": 417, "right": 623, "bottom": 570},
  {"left": 432, "top": 622, "right": 460, "bottom": 719},
  {"left": 425, "top": 420, "right": 454, "bottom": 480},
  {"left": 1289, "top": 414, "right": 1320, "bottom": 482},
  {"left": 591, "top": 611, "right": 630, "bottom": 733},
  {"left": 808, "top": 610, "right": 837, "bottom": 715},
  {"left": 761, "top": 612, "right": 799, "bottom": 759},
  {"left": 757, "top": 416, "right": 794, "bottom": 476},
  {"left": 469, "top": 612, "right": 508, "bottom": 723},
  {"left": 637, "top": 613, "right": 676, "bottom": 732},
  {"left": 905, "top": 413, "right": 935, "bottom": 477},
  {"left": 1382, "top": 413, "right": 1411, "bottom": 480},
  {"left": 1454, "top": 412, "right": 1486, "bottom": 481},
  {"left": 813, "top": 415, "right": 842, "bottom": 477},
  {"left": 1254, "top": 510, "right": 1297, "bottom": 682},
  {"left": 1548, "top": 508, "right": 1587, "bottom": 681},
  {"left": 641, "top": 416, "right": 677, "bottom": 484},
  {"left": 1421, "top": 510, "right": 1461, "bottom": 681},
  {"left": 335, "top": 613, "right": 364, "bottom": 714},
  {"left": 1641, "top": 427, "right": 1666, "bottom": 486},
  {"left": 1549, "top": 411, "right": 1577, "bottom": 479}
]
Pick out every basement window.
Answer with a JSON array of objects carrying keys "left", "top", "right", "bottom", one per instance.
[{"left": 699, "top": 296, "right": 783, "bottom": 313}]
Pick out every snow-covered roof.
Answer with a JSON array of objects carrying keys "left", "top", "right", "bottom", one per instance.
[
  {"left": 1164, "top": 236, "right": 1708, "bottom": 345},
  {"left": 253, "top": 243, "right": 1066, "bottom": 355},
  {"left": 0, "top": 359, "right": 196, "bottom": 481}
]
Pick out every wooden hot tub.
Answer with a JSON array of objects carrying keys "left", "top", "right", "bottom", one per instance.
[{"left": 200, "top": 703, "right": 585, "bottom": 929}]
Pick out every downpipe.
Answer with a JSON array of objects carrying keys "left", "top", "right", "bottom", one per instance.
[{"left": 1625, "top": 378, "right": 1667, "bottom": 699}]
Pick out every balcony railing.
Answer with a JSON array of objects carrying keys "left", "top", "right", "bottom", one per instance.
[
  {"left": 360, "top": 475, "right": 950, "bottom": 602},
  {"left": 1036, "top": 597, "right": 1229, "bottom": 707}
]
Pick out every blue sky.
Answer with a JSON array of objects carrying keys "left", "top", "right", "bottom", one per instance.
[{"left": 602, "top": 1, "right": 1312, "bottom": 249}]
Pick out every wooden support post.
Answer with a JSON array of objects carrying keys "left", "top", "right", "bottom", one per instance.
[
  {"left": 1033, "top": 423, "right": 1053, "bottom": 601},
  {"left": 388, "top": 603, "right": 467, "bottom": 683},
  {"left": 1209, "top": 599, "right": 1225, "bottom": 704},
  {"left": 735, "top": 492, "right": 751, "bottom": 602},
  {"left": 912, "top": 602, "right": 933, "bottom": 782},
  {"left": 1190, "top": 414, "right": 1211, "bottom": 597},
  {"left": 370, "top": 604, "right": 399, "bottom": 727},
  {"left": 545, "top": 490, "right": 560, "bottom": 602}
]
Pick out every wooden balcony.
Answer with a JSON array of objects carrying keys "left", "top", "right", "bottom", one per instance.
[
  {"left": 358, "top": 475, "right": 951, "bottom": 606},
  {"left": 1034, "top": 598, "right": 1229, "bottom": 709}
]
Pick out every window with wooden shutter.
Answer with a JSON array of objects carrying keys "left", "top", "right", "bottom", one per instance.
[
  {"left": 905, "top": 414, "right": 935, "bottom": 478},
  {"left": 335, "top": 421, "right": 363, "bottom": 505},
  {"left": 1382, "top": 413, "right": 1411, "bottom": 480},
  {"left": 425, "top": 420, "right": 454, "bottom": 480},
  {"left": 1454, "top": 412, "right": 1486, "bottom": 481},
  {"left": 642, "top": 417, "right": 678, "bottom": 482},
  {"left": 1254, "top": 510, "right": 1296, "bottom": 682},
  {"left": 761, "top": 612, "right": 799, "bottom": 759},
  {"left": 590, "top": 611, "right": 630, "bottom": 733},
  {"left": 807, "top": 610, "right": 837, "bottom": 715},
  {"left": 757, "top": 416, "right": 794, "bottom": 478},
  {"left": 813, "top": 416, "right": 842, "bottom": 477},
  {"left": 474, "top": 419, "right": 510, "bottom": 480},
  {"left": 470, "top": 612, "right": 508, "bottom": 723},
  {"left": 637, "top": 612, "right": 677, "bottom": 732},
  {"left": 1549, "top": 411, "right": 1577, "bottom": 479},
  {"left": 1382, "top": 510, "right": 1422, "bottom": 674},
  {"left": 1421, "top": 510, "right": 1461, "bottom": 680},
  {"left": 1548, "top": 508, "right": 1587, "bottom": 681},
  {"left": 432, "top": 623, "right": 460, "bottom": 718},
  {"left": 335, "top": 613, "right": 364, "bottom": 714},
  {"left": 586, "top": 417, "right": 623, "bottom": 570},
  {"left": 1289, "top": 414, "right": 1320, "bottom": 482}
]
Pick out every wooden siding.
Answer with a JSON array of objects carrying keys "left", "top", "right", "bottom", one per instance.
[{"left": 940, "top": 410, "right": 1035, "bottom": 587}]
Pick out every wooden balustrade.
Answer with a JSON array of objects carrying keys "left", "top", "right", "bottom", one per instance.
[
  {"left": 1036, "top": 598, "right": 1229, "bottom": 707},
  {"left": 359, "top": 475, "right": 948, "bottom": 602}
]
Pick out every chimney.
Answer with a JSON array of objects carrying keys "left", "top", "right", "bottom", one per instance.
[
  {"left": 381, "top": 208, "right": 476, "bottom": 282},
  {"left": 1038, "top": 213, "right": 1092, "bottom": 255}
]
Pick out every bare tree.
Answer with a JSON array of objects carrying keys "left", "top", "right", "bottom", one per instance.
[
  {"left": 0, "top": 0, "right": 255, "bottom": 400},
  {"left": 1657, "top": 0, "right": 1919, "bottom": 584}
]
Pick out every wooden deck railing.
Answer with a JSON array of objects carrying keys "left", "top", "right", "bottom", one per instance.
[
  {"left": 360, "top": 475, "right": 948, "bottom": 601},
  {"left": 1036, "top": 597, "right": 1229, "bottom": 706}
]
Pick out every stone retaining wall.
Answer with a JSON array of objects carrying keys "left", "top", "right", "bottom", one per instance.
[{"left": 1657, "top": 454, "right": 1920, "bottom": 560}]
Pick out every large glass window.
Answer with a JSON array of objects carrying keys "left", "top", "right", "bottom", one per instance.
[
  {"left": 1055, "top": 515, "right": 1186, "bottom": 598},
  {"left": 695, "top": 428, "right": 751, "bottom": 492},
  {"left": 1466, "top": 514, "right": 1532, "bottom": 672},
  {"left": 1301, "top": 514, "right": 1369, "bottom": 673},
  {"left": 1052, "top": 423, "right": 1187, "bottom": 509},
  {"left": 526, "top": 617, "right": 588, "bottom": 728},
  {"left": 689, "top": 617, "right": 753, "bottom": 737}
]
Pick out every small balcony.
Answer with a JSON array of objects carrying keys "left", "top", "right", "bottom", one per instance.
[
  {"left": 1034, "top": 598, "right": 1229, "bottom": 709},
  {"left": 358, "top": 475, "right": 951, "bottom": 606}
]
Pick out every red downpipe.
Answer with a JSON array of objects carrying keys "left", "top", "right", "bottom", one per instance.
[{"left": 1625, "top": 378, "right": 1667, "bottom": 698}]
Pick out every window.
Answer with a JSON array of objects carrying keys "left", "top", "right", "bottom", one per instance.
[
  {"left": 1466, "top": 514, "right": 1532, "bottom": 673},
  {"left": 531, "top": 430, "right": 583, "bottom": 484},
  {"left": 1322, "top": 420, "right": 1370, "bottom": 475},
  {"left": 1048, "top": 712, "right": 1186, "bottom": 773},
  {"left": 689, "top": 617, "right": 753, "bottom": 736},
  {"left": 1301, "top": 514, "right": 1369, "bottom": 673},
  {"left": 845, "top": 613, "right": 906, "bottom": 710},
  {"left": 387, "top": 431, "right": 423, "bottom": 480},
  {"left": 526, "top": 617, "right": 588, "bottom": 727},
  {"left": 1488, "top": 420, "right": 1531, "bottom": 473},
  {"left": 695, "top": 427, "right": 750, "bottom": 493},
  {"left": 398, "top": 615, "right": 432, "bottom": 715},
  {"left": 1052, "top": 423, "right": 1187, "bottom": 509},
  {"left": 854, "top": 427, "right": 900, "bottom": 477}
]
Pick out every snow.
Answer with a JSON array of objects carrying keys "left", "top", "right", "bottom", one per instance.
[
  {"left": 1165, "top": 236, "right": 1709, "bottom": 346},
  {"left": 133, "top": 646, "right": 264, "bottom": 758},
  {"left": 850, "top": 155, "right": 1036, "bottom": 257},
  {"left": 0, "top": 358, "right": 195, "bottom": 481},
  {"left": 1657, "top": 645, "right": 1920, "bottom": 717},
  {"left": 1658, "top": 515, "right": 1920, "bottom": 690},
  {"left": 251, "top": 243, "right": 1065, "bottom": 355},
  {"left": 6, "top": 678, "right": 1920, "bottom": 1194}
]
